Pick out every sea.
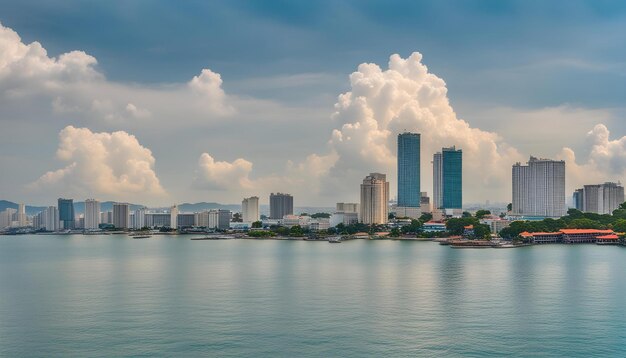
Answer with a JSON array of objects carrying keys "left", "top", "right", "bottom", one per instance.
[{"left": 1, "top": 235, "right": 625, "bottom": 357}]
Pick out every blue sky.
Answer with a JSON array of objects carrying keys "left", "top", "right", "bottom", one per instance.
[{"left": 1, "top": 0, "right": 626, "bottom": 206}]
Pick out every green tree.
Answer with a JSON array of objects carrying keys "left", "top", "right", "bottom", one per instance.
[
  {"left": 389, "top": 228, "right": 401, "bottom": 237},
  {"left": 446, "top": 217, "right": 479, "bottom": 235},
  {"left": 472, "top": 224, "right": 492, "bottom": 240},
  {"left": 462, "top": 211, "right": 472, "bottom": 218},
  {"left": 388, "top": 212, "right": 396, "bottom": 220},
  {"left": 289, "top": 225, "right": 304, "bottom": 236},
  {"left": 232, "top": 212, "right": 243, "bottom": 222},
  {"left": 475, "top": 210, "right": 491, "bottom": 219},
  {"left": 419, "top": 213, "right": 433, "bottom": 222},
  {"left": 507, "top": 203, "right": 513, "bottom": 212},
  {"left": 251, "top": 221, "right": 262, "bottom": 228},
  {"left": 311, "top": 212, "right": 331, "bottom": 219},
  {"left": 612, "top": 219, "right": 626, "bottom": 233}
]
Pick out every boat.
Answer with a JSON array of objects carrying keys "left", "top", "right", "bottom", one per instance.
[{"left": 328, "top": 236, "right": 342, "bottom": 243}]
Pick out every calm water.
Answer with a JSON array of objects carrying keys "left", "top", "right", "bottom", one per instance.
[{"left": 1, "top": 235, "right": 625, "bottom": 357}]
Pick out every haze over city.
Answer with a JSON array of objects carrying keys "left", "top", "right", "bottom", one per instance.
[{"left": 2, "top": 1, "right": 626, "bottom": 207}]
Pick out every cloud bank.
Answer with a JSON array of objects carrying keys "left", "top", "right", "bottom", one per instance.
[{"left": 30, "top": 126, "right": 166, "bottom": 202}]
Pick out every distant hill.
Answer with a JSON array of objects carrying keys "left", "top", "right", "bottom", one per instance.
[{"left": 0, "top": 200, "right": 47, "bottom": 216}]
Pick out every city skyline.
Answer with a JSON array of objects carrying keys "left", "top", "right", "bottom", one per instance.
[{"left": 2, "top": 2, "right": 626, "bottom": 207}]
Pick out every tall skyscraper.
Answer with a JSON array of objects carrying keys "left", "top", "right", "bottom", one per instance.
[
  {"left": 512, "top": 156, "right": 566, "bottom": 217},
  {"left": 574, "top": 182, "right": 624, "bottom": 215},
  {"left": 17, "top": 203, "right": 27, "bottom": 227},
  {"left": 270, "top": 193, "right": 293, "bottom": 219},
  {"left": 133, "top": 208, "right": 147, "bottom": 229},
  {"left": 242, "top": 196, "right": 260, "bottom": 222},
  {"left": 433, "top": 147, "right": 462, "bottom": 210},
  {"left": 58, "top": 198, "right": 75, "bottom": 230},
  {"left": 360, "top": 173, "right": 389, "bottom": 225},
  {"left": 432, "top": 152, "right": 443, "bottom": 209},
  {"left": 84, "top": 199, "right": 101, "bottom": 230},
  {"left": 170, "top": 205, "right": 179, "bottom": 229},
  {"left": 397, "top": 132, "right": 421, "bottom": 208},
  {"left": 112, "top": 203, "right": 130, "bottom": 229}
]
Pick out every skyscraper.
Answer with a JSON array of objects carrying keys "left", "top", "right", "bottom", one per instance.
[
  {"left": 360, "top": 173, "right": 389, "bottom": 225},
  {"left": 112, "top": 203, "right": 130, "bottom": 229},
  {"left": 17, "top": 203, "right": 27, "bottom": 227},
  {"left": 242, "top": 196, "right": 260, "bottom": 222},
  {"left": 270, "top": 193, "right": 293, "bottom": 219},
  {"left": 512, "top": 156, "right": 566, "bottom": 217},
  {"left": 574, "top": 182, "right": 624, "bottom": 215},
  {"left": 170, "top": 205, "right": 179, "bottom": 229},
  {"left": 84, "top": 199, "right": 101, "bottom": 230},
  {"left": 397, "top": 132, "right": 421, "bottom": 208},
  {"left": 432, "top": 147, "right": 462, "bottom": 210},
  {"left": 58, "top": 198, "right": 75, "bottom": 230}
]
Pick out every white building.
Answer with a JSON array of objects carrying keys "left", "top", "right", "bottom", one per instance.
[
  {"left": 360, "top": 173, "right": 389, "bottom": 225},
  {"left": 336, "top": 203, "right": 359, "bottom": 213},
  {"left": 84, "top": 199, "right": 101, "bottom": 230},
  {"left": 208, "top": 209, "right": 231, "bottom": 230},
  {"left": 0, "top": 208, "right": 17, "bottom": 229},
  {"left": 512, "top": 157, "right": 566, "bottom": 218},
  {"left": 113, "top": 203, "right": 130, "bottom": 229},
  {"left": 578, "top": 182, "right": 624, "bottom": 215},
  {"left": 242, "top": 196, "right": 260, "bottom": 223},
  {"left": 133, "top": 208, "right": 147, "bottom": 229},
  {"left": 17, "top": 204, "right": 27, "bottom": 227},
  {"left": 330, "top": 212, "right": 359, "bottom": 227},
  {"left": 170, "top": 205, "right": 179, "bottom": 229}
]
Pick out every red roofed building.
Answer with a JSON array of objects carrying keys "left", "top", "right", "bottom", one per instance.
[
  {"left": 519, "top": 229, "right": 617, "bottom": 244},
  {"left": 560, "top": 229, "right": 614, "bottom": 244}
]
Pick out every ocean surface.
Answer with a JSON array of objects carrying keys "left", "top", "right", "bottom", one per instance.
[{"left": 1, "top": 235, "right": 625, "bottom": 357}]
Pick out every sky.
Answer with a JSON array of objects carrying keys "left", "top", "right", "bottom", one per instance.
[{"left": 1, "top": 0, "right": 626, "bottom": 207}]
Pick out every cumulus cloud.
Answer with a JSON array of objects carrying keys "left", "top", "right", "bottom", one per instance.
[
  {"left": 559, "top": 124, "right": 626, "bottom": 192},
  {"left": 194, "top": 153, "right": 254, "bottom": 190},
  {"left": 30, "top": 126, "right": 166, "bottom": 202},
  {"left": 0, "top": 21, "right": 231, "bottom": 126},
  {"left": 321, "top": 52, "right": 523, "bottom": 202}
]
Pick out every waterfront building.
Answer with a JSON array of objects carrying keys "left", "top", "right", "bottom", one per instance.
[
  {"left": 422, "top": 221, "right": 446, "bottom": 232},
  {"left": 512, "top": 156, "right": 566, "bottom": 218},
  {"left": 1, "top": 208, "right": 17, "bottom": 229},
  {"left": 177, "top": 213, "right": 195, "bottom": 228},
  {"left": 309, "top": 219, "right": 330, "bottom": 231},
  {"left": 84, "top": 199, "right": 101, "bottom": 230},
  {"left": 573, "top": 182, "right": 624, "bottom": 215},
  {"left": 242, "top": 196, "right": 260, "bottom": 223},
  {"left": 360, "top": 173, "right": 389, "bottom": 225},
  {"left": 196, "top": 211, "right": 210, "bottom": 227},
  {"left": 270, "top": 193, "right": 293, "bottom": 219},
  {"left": 397, "top": 132, "right": 421, "bottom": 208},
  {"left": 112, "top": 203, "right": 130, "bottom": 229},
  {"left": 433, "top": 147, "right": 462, "bottom": 210},
  {"left": 34, "top": 206, "right": 59, "bottom": 231},
  {"left": 208, "top": 209, "right": 231, "bottom": 230},
  {"left": 520, "top": 229, "right": 615, "bottom": 244},
  {"left": 336, "top": 203, "right": 359, "bottom": 213},
  {"left": 17, "top": 204, "right": 27, "bottom": 227},
  {"left": 170, "top": 205, "right": 179, "bottom": 229},
  {"left": 133, "top": 208, "right": 147, "bottom": 229},
  {"left": 100, "top": 211, "right": 113, "bottom": 225},
  {"left": 395, "top": 206, "right": 421, "bottom": 219},
  {"left": 480, "top": 216, "right": 511, "bottom": 234},
  {"left": 330, "top": 212, "right": 359, "bottom": 227},
  {"left": 145, "top": 213, "right": 170, "bottom": 228},
  {"left": 58, "top": 198, "right": 75, "bottom": 230}
]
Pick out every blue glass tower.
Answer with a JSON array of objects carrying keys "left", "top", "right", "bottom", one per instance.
[
  {"left": 397, "top": 132, "right": 421, "bottom": 207},
  {"left": 442, "top": 147, "right": 462, "bottom": 209},
  {"left": 58, "top": 198, "right": 75, "bottom": 230}
]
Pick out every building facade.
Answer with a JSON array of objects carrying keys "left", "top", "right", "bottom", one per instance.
[
  {"left": 84, "top": 199, "right": 101, "bottom": 230},
  {"left": 432, "top": 152, "right": 443, "bottom": 209},
  {"left": 208, "top": 209, "right": 231, "bottom": 230},
  {"left": 575, "top": 182, "right": 624, "bottom": 215},
  {"left": 269, "top": 193, "right": 293, "bottom": 219},
  {"left": 360, "top": 173, "right": 389, "bottom": 225},
  {"left": 397, "top": 132, "right": 421, "bottom": 208},
  {"left": 170, "top": 205, "right": 179, "bottom": 229},
  {"left": 58, "top": 198, "right": 75, "bottom": 230},
  {"left": 433, "top": 147, "right": 462, "bottom": 210},
  {"left": 112, "top": 203, "right": 130, "bottom": 229},
  {"left": 512, "top": 157, "right": 566, "bottom": 218},
  {"left": 242, "top": 196, "right": 260, "bottom": 223}
]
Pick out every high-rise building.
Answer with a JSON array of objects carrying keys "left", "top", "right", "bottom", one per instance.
[
  {"left": 270, "top": 193, "right": 293, "bottom": 219},
  {"left": 397, "top": 132, "right": 421, "bottom": 208},
  {"left": 170, "top": 205, "right": 179, "bottom": 229},
  {"left": 242, "top": 196, "right": 260, "bottom": 223},
  {"left": 512, "top": 156, "right": 566, "bottom": 217},
  {"left": 360, "top": 173, "right": 389, "bottom": 225},
  {"left": 208, "top": 209, "right": 231, "bottom": 230},
  {"left": 16, "top": 204, "right": 27, "bottom": 227},
  {"left": 58, "top": 198, "right": 75, "bottom": 230},
  {"left": 336, "top": 203, "right": 359, "bottom": 213},
  {"left": 433, "top": 147, "right": 462, "bottom": 210},
  {"left": 574, "top": 182, "right": 624, "bottom": 215},
  {"left": 112, "top": 203, "right": 130, "bottom": 229},
  {"left": 0, "top": 208, "right": 16, "bottom": 229},
  {"left": 84, "top": 199, "right": 101, "bottom": 230},
  {"left": 432, "top": 152, "right": 443, "bottom": 209},
  {"left": 573, "top": 189, "right": 584, "bottom": 211},
  {"left": 420, "top": 192, "right": 431, "bottom": 214},
  {"left": 133, "top": 208, "right": 147, "bottom": 229},
  {"left": 34, "top": 206, "right": 59, "bottom": 231}
]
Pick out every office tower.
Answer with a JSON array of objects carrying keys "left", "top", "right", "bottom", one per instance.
[
  {"left": 112, "top": 203, "right": 130, "bottom": 229},
  {"left": 397, "top": 132, "right": 421, "bottom": 208},
  {"left": 208, "top": 209, "right": 231, "bottom": 230},
  {"left": 270, "top": 193, "right": 293, "bottom": 219},
  {"left": 573, "top": 189, "right": 584, "bottom": 211},
  {"left": 242, "top": 196, "right": 260, "bottom": 222},
  {"left": 84, "top": 199, "right": 101, "bottom": 230},
  {"left": 40, "top": 206, "right": 59, "bottom": 231},
  {"left": 133, "top": 208, "right": 146, "bottom": 229},
  {"left": 336, "top": 203, "right": 359, "bottom": 213},
  {"left": 58, "top": 198, "right": 75, "bottom": 230},
  {"left": 170, "top": 205, "right": 179, "bottom": 229},
  {"left": 574, "top": 182, "right": 624, "bottom": 215},
  {"left": 433, "top": 147, "right": 462, "bottom": 210},
  {"left": 360, "top": 173, "right": 390, "bottom": 225},
  {"left": 0, "top": 208, "right": 16, "bottom": 229},
  {"left": 512, "top": 156, "right": 566, "bottom": 217}
]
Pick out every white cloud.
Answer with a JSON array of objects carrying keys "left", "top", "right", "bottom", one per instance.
[
  {"left": 559, "top": 124, "right": 626, "bottom": 193},
  {"left": 194, "top": 153, "right": 254, "bottom": 190},
  {"left": 30, "top": 126, "right": 166, "bottom": 203}
]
